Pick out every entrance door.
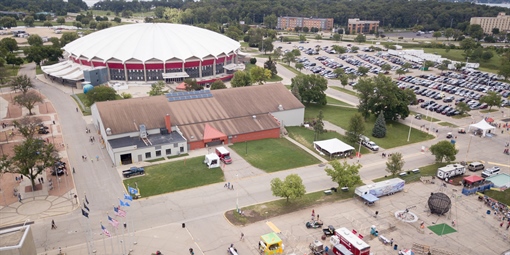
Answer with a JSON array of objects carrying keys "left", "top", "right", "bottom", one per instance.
[
  {"left": 137, "top": 154, "right": 142, "bottom": 162},
  {"left": 120, "top": 153, "right": 132, "bottom": 165}
]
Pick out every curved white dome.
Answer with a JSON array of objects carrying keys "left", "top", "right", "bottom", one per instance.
[{"left": 63, "top": 23, "right": 241, "bottom": 63}]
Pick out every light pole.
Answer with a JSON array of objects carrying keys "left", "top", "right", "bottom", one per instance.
[
  {"left": 236, "top": 174, "right": 239, "bottom": 214},
  {"left": 407, "top": 115, "right": 415, "bottom": 142}
]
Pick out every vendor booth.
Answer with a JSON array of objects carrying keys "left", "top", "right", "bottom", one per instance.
[
  {"left": 468, "top": 119, "right": 496, "bottom": 137},
  {"left": 461, "top": 175, "right": 493, "bottom": 195},
  {"left": 313, "top": 138, "right": 355, "bottom": 158},
  {"left": 259, "top": 232, "right": 283, "bottom": 255},
  {"left": 361, "top": 193, "right": 379, "bottom": 205}
]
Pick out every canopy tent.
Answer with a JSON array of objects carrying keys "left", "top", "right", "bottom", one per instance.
[
  {"left": 313, "top": 138, "right": 354, "bottom": 158},
  {"left": 175, "top": 82, "right": 187, "bottom": 91},
  {"left": 468, "top": 119, "right": 496, "bottom": 136},
  {"left": 361, "top": 193, "right": 379, "bottom": 203},
  {"left": 464, "top": 175, "right": 484, "bottom": 185}
]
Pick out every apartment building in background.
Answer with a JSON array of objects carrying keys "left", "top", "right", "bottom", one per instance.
[
  {"left": 470, "top": 12, "right": 510, "bottom": 34},
  {"left": 277, "top": 16, "right": 334, "bottom": 31},
  {"left": 347, "top": 18, "right": 380, "bottom": 34}
]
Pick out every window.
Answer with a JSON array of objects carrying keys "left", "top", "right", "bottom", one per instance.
[
  {"left": 180, "top": 147, "right": 184, "bottom": 153},
  {"left": 155, "top": 150, "right": 161, "bottom": 157},
  {"left": 145, "top": 152, "right": 151, "bottom": 158},
  {"left": 166, "top": 149, "right": 171, "bottom": 155}
]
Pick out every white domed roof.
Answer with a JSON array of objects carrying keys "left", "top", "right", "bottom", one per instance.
[{"left": 63, "top": 23, "right": 241, "bottom": 63}]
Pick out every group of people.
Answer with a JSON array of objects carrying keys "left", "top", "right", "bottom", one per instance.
[
  {"left": 481, "top": 195, "right": 510, "bottom": 230},
  {"left": 224, "top": 182, "right": 234, "bottom": 190}
]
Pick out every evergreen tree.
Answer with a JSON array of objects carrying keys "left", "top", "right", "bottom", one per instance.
[
  {"left": 314, "top": 110, "right": 324, "bottom": 140},
  {"left": 291, "top": 84, "right": 301, "bottom": 102},
  {"left": 264, "top": 56, "right": 278, "bottom": 77},
  {"left": 372, "top": 112, "right": 386, "bottom": 138}
]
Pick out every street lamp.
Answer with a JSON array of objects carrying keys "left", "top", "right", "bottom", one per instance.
[
  {"left": 407, "top": 115, "right": 415, "bottom": 142},
  {"left": 236, "top": 174, "right": 239, "bottom": 214}
]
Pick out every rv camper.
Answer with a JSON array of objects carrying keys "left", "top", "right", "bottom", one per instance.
[{"left": 436, "top": 164, "right": 465, "bottom": 179}]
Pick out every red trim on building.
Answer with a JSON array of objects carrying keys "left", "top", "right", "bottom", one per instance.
[
  {"left": 125, "top": 63, "right": 144, "bottom": 69},
  {"left": 145, "top": 63, "right": 164, "bottom": 69},
  {"left": 92, "top": 61, "right": 106, "bottom": 67},
  {"left": 202, "top": 59, "right": 214, "bottom": 66},
  {"left": 216, "top": 58, "right": 225, "bottom": 63},
  {"left": 73, "top": 58, "right": 80, "bottom": 64},
  {"left": 80, "top": 59, "right": 92, "bottom": 66},
  {"left": 184, "top": 61, "right": 200, "bottom": 68},
  {"left": 165, "top": 62, "right": 182, "bottom": 69},
  {"left": 196, "top": 74, "right": 234, "bottom": 85},
  {"left": 107, "top": 63, "right": 124, "bottom": 69}
]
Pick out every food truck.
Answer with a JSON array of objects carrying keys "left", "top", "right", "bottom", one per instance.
[
  {"left": 333, "top": 228, "right": 370, "bottom": 255},
  {"left": 259, "top": 232, "right": 283, "bottom": 255}
]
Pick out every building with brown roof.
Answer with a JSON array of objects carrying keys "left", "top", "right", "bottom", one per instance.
[
  {"left": 277, "top": 17, "right": 334, "bottom": 31},
  {"left": 91, "top": 83, "right": 304, "bottom": 165},
  {"left": 347, "top": 18, "right": 380, "bottom": 34}
]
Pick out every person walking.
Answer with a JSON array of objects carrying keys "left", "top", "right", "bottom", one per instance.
[
  {"left": 240, "top": 232, "right": 244, "bottom": 241},
  {"left": 96, "top": 155, "right": 99, "bottom": 161},
  {"left": 18, "top": 193, "right": 22, "bottom": 203},
  {"left": 51, "top": 220, "right": 57, "bottom": 229}
]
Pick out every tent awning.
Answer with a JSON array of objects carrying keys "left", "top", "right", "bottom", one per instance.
[
  {"left": 162, "top": 72, "right": 189, "bottom": 79},
  {"left": 223, "top": 63, "right": 245, "bottom": 71},
  {"left": 313, "top": 138, "right": 354, "bottom": 155},
  {"left": 361, "top": 194, "right": 379, "bottom": 203},
  {"left": 464, "top": 175, "right": 484, "bottom": 184},
  {"left": 468, "top": 119, "right": 495, "bottom": 136}
]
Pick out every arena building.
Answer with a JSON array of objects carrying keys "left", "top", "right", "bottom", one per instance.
[{"left": 42, "top": 23, "right": 244, "bottom": 85}]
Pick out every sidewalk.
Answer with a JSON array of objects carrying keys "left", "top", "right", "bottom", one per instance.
[{"left": 283, "top": 136, "right": 328, "bottom": 163}]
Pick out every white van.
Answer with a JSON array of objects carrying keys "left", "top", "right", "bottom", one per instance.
[
  {"left": 468, "top": 162, "right": 485, "bottom": 172},
  {"left": 481, "top": 167, "right": 500, "bottom": 178}
]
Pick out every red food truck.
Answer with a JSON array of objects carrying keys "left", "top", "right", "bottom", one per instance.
[{"left": 333, "top": 227, "right": 370, "bottom": 255}]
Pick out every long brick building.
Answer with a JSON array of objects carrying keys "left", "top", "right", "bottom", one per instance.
[{"left": 277, "top": 16, "right": 334, "bottom": 31}]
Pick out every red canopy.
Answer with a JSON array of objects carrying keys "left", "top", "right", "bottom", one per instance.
[
  {"left": 176, "top": 82, "right": 186, "bottom": 91},
  {"left": 464, "top": 175, "right": 484, "bottom": 184},
  {"left": 486, "top": 117, "right": 494, "bottom": 123}
]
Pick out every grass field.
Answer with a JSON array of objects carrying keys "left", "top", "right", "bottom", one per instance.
[
  {"left": 438, "top": 122, "right": 458, "bottom": 128},
  {"left": 286, "top": 126, "right": 370, "bottom": 158},
  {"left": 280, "top": 64, "right": 301, "bottom": 75},
  {"left": 484, "top": 188, "right": 510, "bottom": 207},
  {"left": 373, "top": 162, "right": 448, "bottom": 183},
  {"left": 35, "top": 65, "right": 43, "bottom": 75},
  {"left": 230, "top": 138, "right": 320, "bottom": 172},
  {"left": 326, "top": 96, "right": 351, "bottom": 107},
  {"left": 420, "top": 48, "right": 502, "bottom": 73},
  {"left": 331, "top": 86, "right": 359, "bottom": 97},
  {"left": 5, "top": 66, "right": 19, "bottom": 77},
  {"left": 410, "top": 111, "right": 440, "bottom": 122},
  {"left": 304, "top": 104, "right": 435, "bottom": 149},
  {"left": 123, "top": 156, "right": 224, "bottom": 197}
]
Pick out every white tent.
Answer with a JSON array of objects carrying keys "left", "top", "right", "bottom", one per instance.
[
  {"left": 468, "top": 119, "right": 496, "bottom": 136},
  {"left": 313, "top": 138, "right": 355, "bottom": 158}
]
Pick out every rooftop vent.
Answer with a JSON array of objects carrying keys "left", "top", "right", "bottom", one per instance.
[
  {"left": 106, "top": 128, "right": 112, "bottom": 135},
  {"left": 278, "top": 104, "right": 284, "bottom": 111}
]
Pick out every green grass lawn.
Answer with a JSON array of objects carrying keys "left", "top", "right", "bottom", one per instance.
[
  {"left": 123, "top": 156, "right": 224, "bottom": 197},
  {"left": 420, "top": 48, "right": 502, "bottom": 73},
  {"left": 331, "top": 86, "right": 359, "bottom": 97},
  {"left": 35, "top": 65, "right": 43, "bottom": 75},
  {"left": 410, "top": 111, "right": 440, "bottom": 122},
  {"left": 280, "top": 64, "right": 301, "bottom": 75},
  {"left": 326, "top": 96, "right": 351, "bottom": 107},
  {"left": 286, "top": 126, "right": 370, "bottom": 158},
  {"left": 480, "top": 109, "right": 499, "bottom": 113},
  {"left": 5, "top": 66, "right": 19, "bottom": 77},
  {"left": 305, "top": 104, "right": 435, "bottom": 149},
  {"left": 230, "top": 138, "right": 320, "bottom": 172},
  {"left": 372, "top": 162, "right": 448, "bottom": 183},
  {"left": 437, "top": 122, "right": 458, "bottom": 128},
  {"left": 484, "top": 188, "right": 510, "bottom": 207}
]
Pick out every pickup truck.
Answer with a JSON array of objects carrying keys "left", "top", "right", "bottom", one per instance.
[
  {"left": 122, "top": 167, "right": 145, "bottom": 178},
  {"left": 362, "top": 140, "right": 379, "bottom": 151}
]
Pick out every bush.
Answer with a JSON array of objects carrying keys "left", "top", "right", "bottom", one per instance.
[{"left": 250, "top": 58, "right": 257, "bottom": 64}]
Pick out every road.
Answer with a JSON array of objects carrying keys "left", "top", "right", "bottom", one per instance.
[{"left": 15, "top": 56, "right": 510, "bottom": 254}]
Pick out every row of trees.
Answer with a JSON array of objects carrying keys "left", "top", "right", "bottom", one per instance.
[{"left": 0, "top": 0, "right": 87, "bottom": 16}]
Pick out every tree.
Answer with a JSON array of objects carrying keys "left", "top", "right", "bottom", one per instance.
[
  {"left": 291, "top": 83, "right": 301, "bottom": 102},
  {"left": 444, "top": 28, "right": 454, "bottom": 41},
  {"left": 210, "top": 80, "right": 227, "bottom": 90},
  {"left": 89, "top": 20, "right": 97, "bottom": 29},
  {"left": 372, "top": 111, "right": 386, "bottom": 138},
  {"left": 85, "top": 86, "right": 117, "bottom": 106},
  {"left": 96, "top": 21, "right": 112, "bottom": 30},
  {"left": 264, "top": 57, "right": 278, "bottom": 77},
  {"left": 333, "top": 33, "right": 341, "bottom": 41},
  {"left": 231, "top": 71, "right": 252, "bottom": 87},
  {"left": 148, "top": 81, "right": 168, "bottom": 96},
  {"left": 9, "top": 75, "right": 33, "bottom": 95},
  {"left": 260, "top": 38, "right": 274, "bottom": 54},
  {"left": 340, "top": 75, "right": 348, "bottom": 88},
  {"left": 381, "top": 64, "right": 391, "bottom": 74},
  {"left": 56, "top": 17, "right": 66, "bottom": 25},
  {"left": 430, "top": 140, "right": 458, "bottom": 163},
  {"left": 479, "top": 91, "right": 501, "bottom": 110},
  {"left": 24, "top": 16, "right": 35, "bottom": 27},
  {"left": 354, "top": 77, "right": 375, "bottom": 119},
  {"left": 439, "top": 60, "right": 451, "bottom": 74},
  {"left": 60, "top": 32, "right": 79, "bottom": 46},
  {"left": 154, "top": 6, "right": 165, "bottom": 19},
  {"left": 113, "top": 17, "right": 121, "bottom": 23},
  {"left": 1, "top": 38, "right": 18, "bottom": 52},
  {"left": 299, "top": 35, "right": 307, "bottom": 42},
  {"left": 324, "top": 161, "right": 362, "bottom": 188},
  {"left": 282, "top": 51, "right": 295, "bottom": 65},
  {"left": 433, "top": 31, "right": 442, "bottom": 40},
  {"left": 499, "top": 53, "right": 510, "bottom": 80},
  {"left": 295, "top": 63, "right": 304, "bottom": 72},
  {"left": 468, "top": 24, "right": 484, "bottom": 41},
  {"left": 290, "top": 74, "right": 328, "bottom": 105},
  {"left": 396, "top": 68, "right": 406, "bottom": 77},
  {"left": 347, "top": 113, "right": 365, "bottom": 144},
  {"left": 386, "top": 152, "right": 405, "bottom": 177},
  {"left": 263, "top": 14, "right": 277, "bottom": 29},
  {"left": 0, "top": 17, "right": 17, "bottom": 28},
  {"left": 28, "top": 34, "right": 43, "bottom": 47},
  {"left": 250, "top": 66, "right": 271, "bottom": 85},
  {"left": 314, "top": 110, "right": 324, "bottom": 140},
  {"left": 354, "top": 34, "right": 366, "bottom": 43},
  {"left": 455, "top": 102, "right": 470, "bottom": 115},
  {"left": 332, "top": 45, "right": 346, "bottom": 54},
  {"left": 23, "top": 46, "right": 48, "bottom": 66},
  {"left": 184, "top": 78, "right": 202, "bottom": 91},
  {"left": 358, "top": 66, "right": 369, "bottom": 76},
  {"left": 14, "top": 90, "right": 43, "bottom": 115},
  {"left": 270, "top": 174, "right": 306, "bottom": 202}
]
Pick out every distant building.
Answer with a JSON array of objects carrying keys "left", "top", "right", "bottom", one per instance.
[
  {"left": 347, "top": 18, "right": 380, "bottom": 34},
  {"left": 277, "top": 17, "right": 334, "bottom": 31},
  {"left": 470, "top": 12, "right": 510, "bottom": 34}
]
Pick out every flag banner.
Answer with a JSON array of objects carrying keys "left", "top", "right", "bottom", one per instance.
[
  {"left": 82, "top": 209, "right": 89, "bottom": 218},
  {"left": 128, "top": 186, "right": 138, "bottom": 195},
  {"left": 119, "top": 199, "right": 130, "bottom": 207},
  {"left": 101, "top": 224, "right": 111, "bottom": 237},
  {"left": 117, "top": 207, "right": 127, "bottom": 217},
  {"left": 85, "top": 195, "right": 89, "bottom": 204},
  {"left": 108, "top": 215, "right": 119, "bottom": 228},
  {"left": 84, "top": 203, "right": 90, "bottom": 212},
  {"left": 124, "top": 193, "right": 133, "bottom": 201}
]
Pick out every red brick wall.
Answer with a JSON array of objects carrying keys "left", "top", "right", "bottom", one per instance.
[{"left": 231, "top": 128, "right": 280, "bottom": 144}]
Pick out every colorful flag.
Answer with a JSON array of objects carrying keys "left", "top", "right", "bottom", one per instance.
[
  {"left": 119, "top": 199, "right": 130, "bottom": 207},
  {"left": 108, "top": 215, "right": 119, "bottom": 228},
  {"left": 81, "top": 209, "right": 89, "bottom": 218},
  {"left": 113, "top": 206, "right": 120, "bottom": 216},
  {"left": 85, "top": 195, "right": 89, "bottom": 204},
  {"left": 84, "top": 203, "right": 90, "bottom": 212},
  {"left": 128, "top": 186, "right": 138, "bottom": 195},
  {"left": 117, "top": 207, "right": 126, "bottom": 217},
  {"left": 101, "top": 224, "right": 111, "bottom": 237},
  {"left": 124, "top": 193, "right": 133, "bottom": 201}
]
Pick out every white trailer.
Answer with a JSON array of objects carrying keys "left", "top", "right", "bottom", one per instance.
[
  {"left": 204, "top": 153, "right": 220, "bottom": 169},
  {"left": 436, "top": 164, "right": 465, "bottom": 179},
  {"left": 355, "top": 178, "right": 405, "bottom": 198}
]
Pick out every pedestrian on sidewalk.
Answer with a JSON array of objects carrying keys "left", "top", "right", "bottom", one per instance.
[
  {"left": 96, "top": 155, "right": 99, "bottom": 161},
  {"left": 18, "top": 193, "right": 22, "bottom": 203},
  {"left": 51, "top": 220, "right": 57, "bottom": 229},
  {"left": 240, "top": 232, "right": 244, "bottom": 241},
  {"left": 76, "top": 107, "right": 78, "bottom": 112}
]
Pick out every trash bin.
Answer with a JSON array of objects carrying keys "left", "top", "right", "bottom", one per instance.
[
  {"left": 394, "top": 244, "right": 398, "bottom": 250},
  {"left": 182, "top": 223, "right": 186, "bottom": 228}
]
